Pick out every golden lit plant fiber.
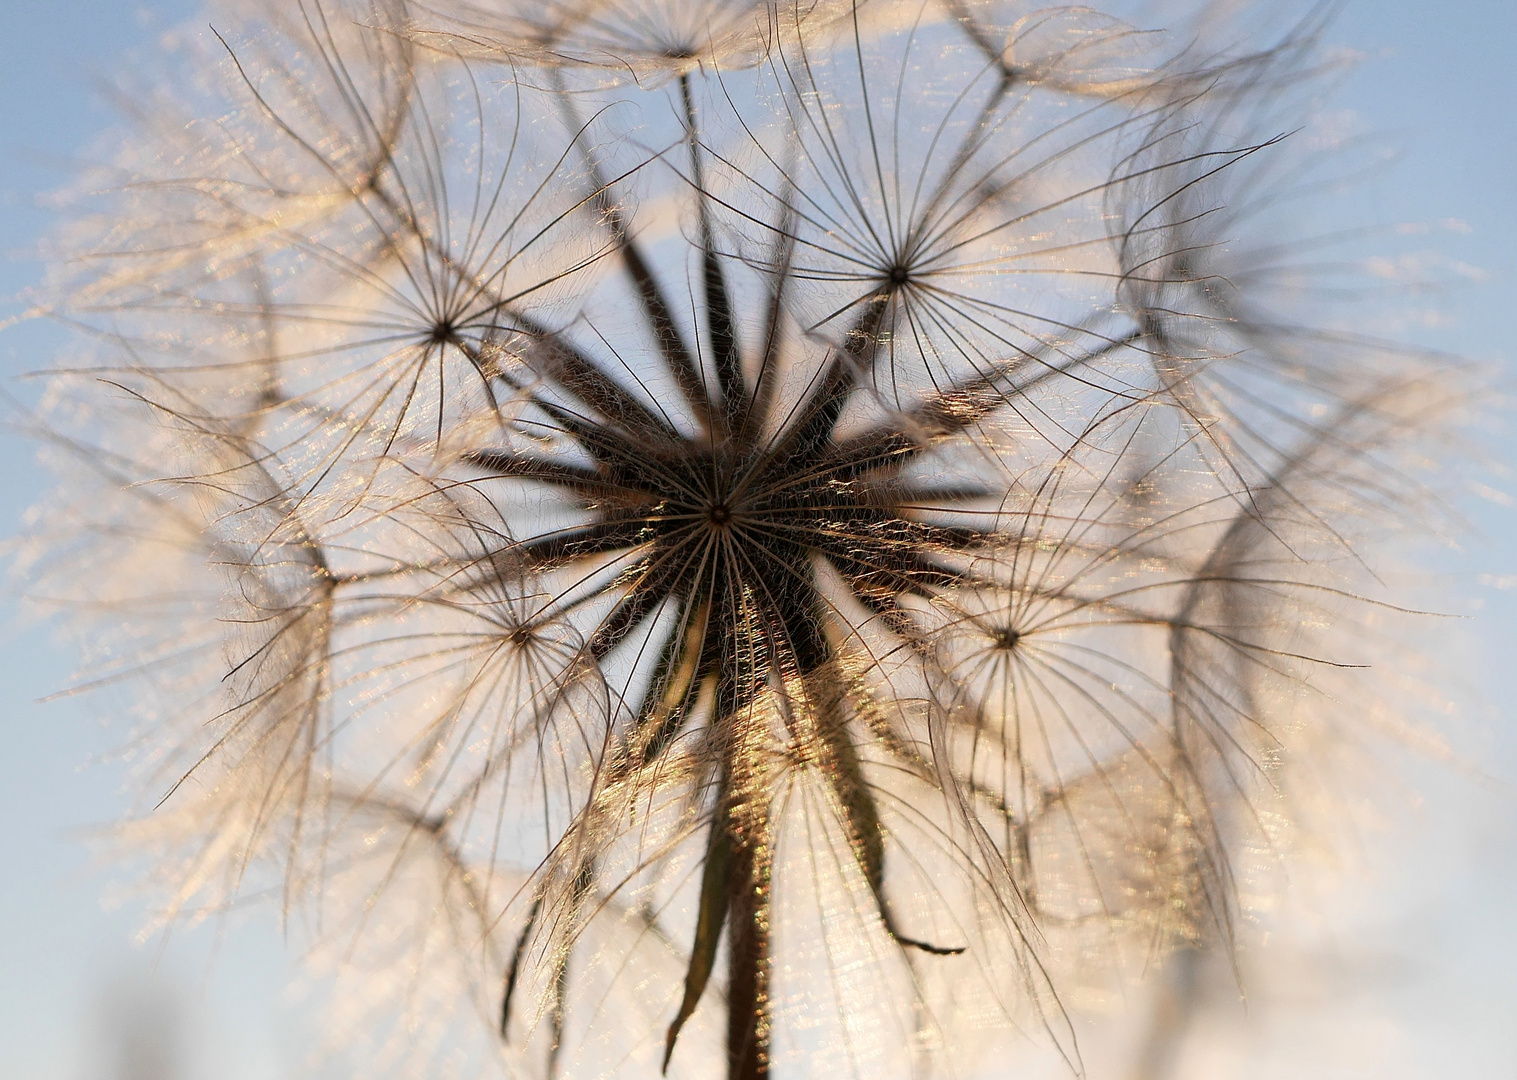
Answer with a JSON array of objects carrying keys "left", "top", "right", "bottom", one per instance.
[{"left": 19, "top": 0, "right": 1468, "bottom": 1076}]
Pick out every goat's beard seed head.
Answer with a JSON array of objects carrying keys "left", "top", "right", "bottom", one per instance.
[{"left": 23, "top": 0, "right": 1464, "bottom": 1076}]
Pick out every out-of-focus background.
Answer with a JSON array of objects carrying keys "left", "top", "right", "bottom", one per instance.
[{"left": 2, "top": 2, "right": 1514, "bottom": 1077}]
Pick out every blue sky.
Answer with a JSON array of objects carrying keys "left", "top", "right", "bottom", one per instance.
[{"left": 2, "top": 2, "right": 1514, "bottom": 1077}]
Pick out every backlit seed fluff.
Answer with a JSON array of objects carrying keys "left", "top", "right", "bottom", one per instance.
[{"left": 21, "top": 0, "right": 1468, "bottom": 1077}]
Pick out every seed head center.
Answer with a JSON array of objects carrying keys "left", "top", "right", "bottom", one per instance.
[{"left": 707, "top": 502, "right": 732, "bottom": 526}]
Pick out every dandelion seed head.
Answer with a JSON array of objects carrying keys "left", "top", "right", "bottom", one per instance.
[{"left": 17, "top": 0, "right": 1473, "bottom": 1076}]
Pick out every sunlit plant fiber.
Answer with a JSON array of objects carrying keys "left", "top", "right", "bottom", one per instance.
[{"left": 23, "top": 0, "right": 1464, "bottom": 1076}]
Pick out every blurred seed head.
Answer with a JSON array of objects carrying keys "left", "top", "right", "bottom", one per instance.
[{"left": 15, "top": 0, "right": 1474, "bottom": 1077}]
